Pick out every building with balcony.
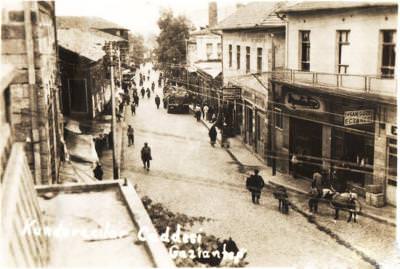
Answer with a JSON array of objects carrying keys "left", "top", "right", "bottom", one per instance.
[
  {"left": 214, "top": 1, "right": 286, "bottom": 160},
  {"left": 271, "top": 1, "right": 397, "bottom": 206}
]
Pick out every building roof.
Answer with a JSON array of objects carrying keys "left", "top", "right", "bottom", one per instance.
[
  {"left": 277, "top": 1, "right": 397, "bottom": 13},
  {"left": 190, "top": 27, "right": 219, "bottom": 36},
  {"left": 193, "top": 62, "right": 222, "bottom": 78},
  {"left": 57, "top": 28, "right": 123, "bottom": 62},
  {"left": 57, "top": 16, "right": 129, "bottom": 30},
  {"left": 213, "top": 1, "right": 285, "bottom": 30}
]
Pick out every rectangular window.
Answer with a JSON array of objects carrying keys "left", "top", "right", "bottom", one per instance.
[
  {"left": 274, "top": 108, "right": 283, "bottom": 129},
  {"left": 229, "top": 44, "right": 232, "bottom": 67},
  {"left": 257, "top": 47, "right": 263, "bottom": 73},
  {"left": 381, "top": 30, "right": 396, "bottom": 78},
  {"left": 217, "top": 43, "right": 222, "bottom": 59},
  {"left": 337, "top": 30, "right": 350, "bottom": 74},
  {"left": 206, "top": 43, "right": 213, "bottom": 60},
  {"left": 236, "top": 45, "right": 241, "bottom": 70},
  {"left": 246, "top": 46, "right": 251, "bottom": 73},
  {"left": 68, "top": 79, "right": 88, "bottom": 113},
  {"left": 300, "top": 31, "right": 310, "bottom": 71}
]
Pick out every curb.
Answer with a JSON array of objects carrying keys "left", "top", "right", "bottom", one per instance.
[{"left": 190, "top": 106, "right": 396, "bottom": 227}]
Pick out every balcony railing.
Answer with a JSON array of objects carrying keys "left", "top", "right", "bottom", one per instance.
[{"left": 271, "top": 69, "right": 397, "bottom": 97}]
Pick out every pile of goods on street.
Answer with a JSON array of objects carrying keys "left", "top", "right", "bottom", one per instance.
[{"left": 141, "top": 196, "right": 248, "bottom": 267}]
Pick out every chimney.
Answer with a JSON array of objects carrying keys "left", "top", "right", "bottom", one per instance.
[{"left": 208, "top": 2, "right": 218, "bottom": 28}]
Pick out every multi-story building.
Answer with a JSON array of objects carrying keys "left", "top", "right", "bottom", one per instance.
[
  {"left": 271, "top": 2, "right": 397, "bottom": 206},
  {"left": 214, "top": 2, "right": 286, "bottom": 160},
  {"left": 186, "top": 2, "right": 222, "bottom": 109},
  {"left": 1, "top": 1, "right": 63, "bottom": 184}
]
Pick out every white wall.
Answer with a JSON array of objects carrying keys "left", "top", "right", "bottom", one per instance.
[
  {"left": 193, "top": 34, "right": 221, "bottom": 62},
  {"left": 222, "top": 30, "right": 285, "bottom": 80},
  {"left": 286, "top": 6, "right": 397, "bottom": 75}
]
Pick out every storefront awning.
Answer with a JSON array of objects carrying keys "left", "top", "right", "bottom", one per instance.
[{"left": 225, "top": 74, "right": 268, "bottom": 96}]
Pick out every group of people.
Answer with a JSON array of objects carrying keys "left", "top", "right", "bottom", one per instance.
[{"left": 193, "top": 103, "right": 217, "bottom": 123}]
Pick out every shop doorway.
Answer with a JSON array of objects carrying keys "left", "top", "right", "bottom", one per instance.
[
  {"left": 245, "top": 105, "right": 253, "bottom": 145},
  {"left": 289, "top": 118, "right": 322, "bottom": 179}
]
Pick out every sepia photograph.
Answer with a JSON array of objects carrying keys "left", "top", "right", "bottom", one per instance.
[{"left": 0, "top": 0, "right": 399, "bottom": 268}]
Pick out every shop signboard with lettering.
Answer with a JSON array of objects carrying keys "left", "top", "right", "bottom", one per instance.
[
  {"left": 284, "top": 92, "right": 324, "bottom": 112},
  {"left": 343, "top": 110, "right": 374, "bottom": 126},
  {"left": 222, "top": 87, "right": 241, "bottom": 101}
]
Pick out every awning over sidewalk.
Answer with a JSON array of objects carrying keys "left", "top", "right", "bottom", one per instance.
[
  {"left": 193, "top": 62, "right": 222, "bottom": 79},
  {"left": 225, "top": 74, "right": 268, "bottom": 96}
]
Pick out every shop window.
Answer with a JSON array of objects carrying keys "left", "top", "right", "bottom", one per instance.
[
  {"left": 68, "top": 79, "right": 88, "bottom": 113},
  {"left": 299, "top": 31, "right": 310, "bottom": 71},
  {"left": 337, "top": 30, "right": 350, "bottom": 74},
  {"left": 381, "top": 30, "right": 396, "bottom": 78},
  {"left": 257, "top": 48, "right": 263, "bottom": 73},
  {"left": 246, "top": 46, "right": 251, "bottom": 73},
  {"left": 206, "top": 43, "right": 213, "bottom": 60},
  {"left": 236, "top": 45, "right": 241, "bottom": 70},
  {"left": 387, "top": 138, "right": 397, "bottom": 185},
  {"left": 228, "top": 44, "right": 232, "bottom": 67},
  {"left": 274, "top": 108, "right": 283, "bottom": 129}
]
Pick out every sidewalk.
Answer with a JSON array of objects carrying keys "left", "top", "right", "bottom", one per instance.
[{"left": 191, "top": 106, "right": 396, "bottom": 227}]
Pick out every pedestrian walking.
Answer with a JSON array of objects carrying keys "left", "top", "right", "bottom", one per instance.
[
  {"left": 308, "top": 186, "right": 320, "bottom": 214},
  {"left": 146, "top": 88, "right": 151, "bottom": 98},
  {"left": 93, "top": 162, "right": 103, "bottom": 180},
  {"left": 195, "top": 105, "right": 201, "bottom": 121},
  {"left": 246, "top": 169, "right": 265, "bottom": 204},
  {"left": 155, "top": 94, "right": 161, "bottom": 109},
  {"left": 203, "top": 104, "right": 209, "bottom": 119},
  {"left": 130, "top": 102, "right": 136, "bottom": 115},
  {"left": 141, "top": 87, "right": 145, "bottom": 98},
  {"left": 134, "top": 94, "right": 139, "bottom": 106},
  {"left": 127, "top": 125, "right": 134, "bottom": 146},
  {"left": 151, "top": 81, "right": 155, "bottom": 92},
  {"left": 141, "top": 142, "right": 152, "bottom": 171},
  {"left": 209, "top": 124, "right": 217, "bottom": 147}
]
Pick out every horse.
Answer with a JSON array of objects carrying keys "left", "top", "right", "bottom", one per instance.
[{"left": 330, "top": 191, "right": 359, "bottom": 222}]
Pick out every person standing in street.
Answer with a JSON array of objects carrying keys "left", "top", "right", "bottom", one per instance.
[
  {"left": 203, "top": 104, "right": 209, "bottom": 119},
  {"left": 130, "top": 102, "right": 136, "bottom": 115},
  {"left": 141, "top": 142, "right": 152, "bottom": 171},
  {"left": 134, "top": 94, "right": 139, "bottom": 107},
  {"left": 146, "top": 88, "right": 151, "bottom": 99},
  {"left": 93, "top": 162, "right": 103, "bottom": 180},
  {"left": 155, "top": 94, "right": 161, "bottom": 109},
  {"left": 246, "top": 169, "right": 265, "bottom": 204},
  {"left": 195, "top": 105, "right": 201, "bottom": 121},
  {"left": 141, "top": 87, "right": 145, "bottom": 98},
  {"left": 127, "top": 125, "right": 134, "bottom": 146},
  {"left": 209, "top": 124, "right": 217, "bottom": 147}
]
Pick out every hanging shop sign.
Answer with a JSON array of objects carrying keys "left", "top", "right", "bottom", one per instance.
[
  {"left": 343, "top": 110, "right": 374, "bottom": 126},
  {"left": 222, "top": 87, "right": 241, "bottom": 101},
  {"left": 284, "top": 92, "right": 324, "bottom": 112}
]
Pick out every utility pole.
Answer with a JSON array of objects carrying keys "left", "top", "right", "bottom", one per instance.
[{"left": 104, "top": 41, "right": 120, "bottom": 179}]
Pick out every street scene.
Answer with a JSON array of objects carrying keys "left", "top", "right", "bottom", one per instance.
[{"left": 1, "top": 0, "right": 399, "bottom": 268}]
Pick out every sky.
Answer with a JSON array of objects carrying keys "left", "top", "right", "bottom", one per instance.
[{"left": 55, "top": 0, "right": 251, "bottom": 38}]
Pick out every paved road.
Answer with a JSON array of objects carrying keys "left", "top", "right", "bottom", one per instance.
[{"left": 121, "top": 63, "right": 373, "bottom": 268}]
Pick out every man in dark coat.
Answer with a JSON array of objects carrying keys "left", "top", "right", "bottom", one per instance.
[
  {"left": 93, "top": 162, "right": 103, "bottom": 180},
  {"left": 134, "top": 94, "right": 139, "bottom": 106},
  {"left": 141, "top": 142, "right": 152, "bottom": 171},
  {"left": 208, "top": 125, "right": 217, "bottom": 146},
  {"left": 127, "top": 125, "right": 134, "bottom": 146},
  {"left": 155, "top": 95, "right": 161, "bottom": 109},
  {"left": 141, "top": 87, "right": 145, "bottom": 98},
  {"left": 246, "top": 169, "right": 265, "bottom": 204}
]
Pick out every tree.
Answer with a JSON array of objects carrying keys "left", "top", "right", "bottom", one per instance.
[
  {"left": 155, "top": 9, "right": 190, "bottom": 71},
  {"left": 128, "top": 33, "right": 145, "bottom": 66}
]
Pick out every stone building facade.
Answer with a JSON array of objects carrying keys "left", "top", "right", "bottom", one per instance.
[
  {"left": 215, "top": 2, "right": 286, "bottom": 161},
  {"left": 272, "top": 2, "right": 397, "bottom": 205},
  {"left": 1, "top": 1, "right": 63, "bottom": 184}
]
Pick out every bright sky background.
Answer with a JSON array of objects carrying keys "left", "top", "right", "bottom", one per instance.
[{"left": 55, "top": 0, "right": 253, "bottom": 37}]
